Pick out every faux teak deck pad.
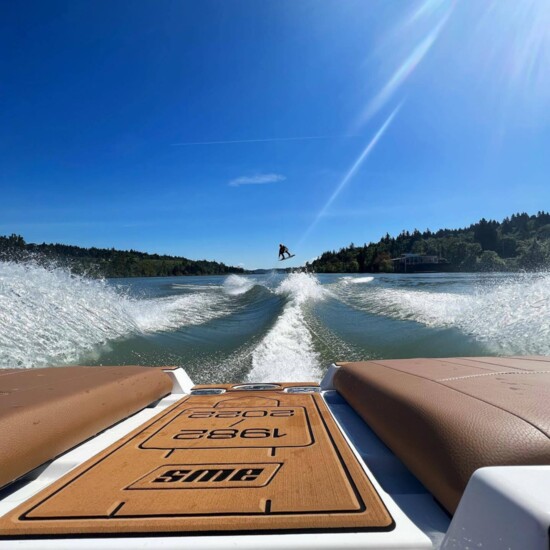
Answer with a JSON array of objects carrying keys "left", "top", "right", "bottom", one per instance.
[{"left": 0, "top": 389, "right": 393, "bottom": 537}]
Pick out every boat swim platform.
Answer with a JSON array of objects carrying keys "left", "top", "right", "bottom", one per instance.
[{"left": 0, "top": 384, "right": 393, "bottom": 538}]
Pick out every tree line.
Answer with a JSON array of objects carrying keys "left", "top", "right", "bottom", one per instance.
[
  {"left": 0, "top": 235, "right": 244, "bottom": 278},
  {"left": 306, "top": 211, "right": 550, "bottom": 273}
]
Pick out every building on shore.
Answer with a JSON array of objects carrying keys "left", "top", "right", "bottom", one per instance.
[{"left": 391, "top": 253, "right": 451, "bottom": 273}]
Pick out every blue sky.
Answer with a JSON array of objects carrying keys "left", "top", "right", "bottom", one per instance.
[{"left": 2, "top": 0, "right": 549, "bottom": 269}]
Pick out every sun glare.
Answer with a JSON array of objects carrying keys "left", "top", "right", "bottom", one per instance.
[
  {"left": 354, "top": 0, "right": 455, "bottom": 130},
  {"left": 477, "top": 0, "right": 550, "bottom": 108}
]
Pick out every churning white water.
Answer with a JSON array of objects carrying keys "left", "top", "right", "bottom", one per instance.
[
  {"left": 222, "top": 274, "right": 257, "bottom": 296},
  {"left": 0, "top": 261, "right": 228, "bottom": 368},
  {"left": 336, "top": 273, "right": 550, "bottom": 355},
  {"left": 1, "top": 261, "right": 549, "bottom": 379},
  {"left": 248, "top": 273, "right": 327, "bottom": 382}
]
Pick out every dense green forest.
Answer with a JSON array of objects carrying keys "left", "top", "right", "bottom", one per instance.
[
  {"left": 307, "top": 212, "right": 550, "bottom": 273},
  {"left": 0, "top": 235, "right": 244, "bottom": 278},
  {"left": 2, "top": 211, "right": 549, "bottom": 276}
]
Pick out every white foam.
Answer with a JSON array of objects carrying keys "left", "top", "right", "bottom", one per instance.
[
  {"left": 248, "top": 273, "right": 326, "bottom": 382},
  {"left": 276, "top": 271, "right": 327, "bottom": 304},
  {"left": 222, "top": 274, "right": 256, "bottom": 296},
  {"left": 341, "top": 276, "right": 374, "bottom": 284},
  {"left": 0, "top": 261, "right": 228, "bottom": 369},
  {"left": 129, "top": 294, "right": 226, "bottom": 333},
  {"left": 344, "top": 274, "right": 550, "bottom": 355}
]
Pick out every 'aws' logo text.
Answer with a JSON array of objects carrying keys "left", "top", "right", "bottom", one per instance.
[{"left": 128, "top": 463, "right": 281, "bottom": 490}]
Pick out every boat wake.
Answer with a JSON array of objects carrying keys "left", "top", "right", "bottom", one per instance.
[
  {"left": 222, "top": 274, "right": 258, "bottom": 296},
  {"left": 248, "top": 273, "right": 327, "bottom": 382},
  {"left": 340, "top": 276, "right": 375, "bottom": 284},
  {"left": 128, "top": 293, "right": 228, "bottom": 333},
  {"left": 0, "top": 261, "right": 229, "bottom": 369},
  {"left": 335, "top": 273, "right": 550, "bottom": 355},
  {"left": 2, "top": 260, "right": 548, "bottom": 375}
]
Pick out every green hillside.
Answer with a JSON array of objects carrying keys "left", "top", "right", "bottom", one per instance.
[
  {"left": 307, "top": 212, "right": 550, "bottom": 273},
  {"left": 0, "top": 236, "right": 244, "bottom": 278}
]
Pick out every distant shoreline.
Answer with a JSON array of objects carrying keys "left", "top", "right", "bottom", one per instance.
[
  {"left": 0, "top": 235, "right": 244, "bottom": 278},
  {"left": 307, "top": 211, "right": 550, "bottom": 274},
  {"left": 2, "top": 210, "right": 548, "bottom": 277}
]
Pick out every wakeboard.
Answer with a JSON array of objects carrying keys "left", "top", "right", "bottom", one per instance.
[{"left": 279, "top": 254, "right": 295, "bottom": 261}]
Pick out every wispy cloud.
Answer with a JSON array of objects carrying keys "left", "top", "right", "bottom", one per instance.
[
  {"left": 173, "top": 135, "right": 357, "bottom": 146},
  {"left": 229, "top": 173, "right": 286, "bottom": 187}
]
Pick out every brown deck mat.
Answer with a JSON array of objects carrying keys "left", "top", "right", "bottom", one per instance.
[{"left": 0, "top": 388, "right": 393, "bottom": 538}]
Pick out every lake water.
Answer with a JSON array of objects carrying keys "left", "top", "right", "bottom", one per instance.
[{"left": 1, "top": 261, "right": 548, "bottom": 384}]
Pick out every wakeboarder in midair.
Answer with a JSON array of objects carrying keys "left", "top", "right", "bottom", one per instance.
[{"left": 278, "top": 244, "right": 293, "bottom": 260}]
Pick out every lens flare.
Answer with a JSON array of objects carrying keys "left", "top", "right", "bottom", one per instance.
[
  {"left": 298, "top": 104, "right": 401, "bottom": 248},
  {"left": 476, "top": 0, "right": 550, "bottom": 108},
  {"left": 358, "top": 13, "right": 452, "bottom": 126},
  {"left": 354, "top": 0, "right": 454, "bottom": 130}
]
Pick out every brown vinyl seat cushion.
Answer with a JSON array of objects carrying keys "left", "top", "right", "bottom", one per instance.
[
  {"left": 334, "top": 356, "right": 550, "bottom": 514},
  {"left": 0, "top": 366, "right": 173, "bottom": 489}
]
